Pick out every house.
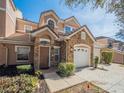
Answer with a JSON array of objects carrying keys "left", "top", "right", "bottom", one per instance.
[
  {"left": 96, "top": 36, "right": 124, "bottom": 52},
  {"left": 0, "top": 0, "right": 96, "bottom": 69},
  {"left": 96, "top": 36, "right": 124, "bottom": 64}
]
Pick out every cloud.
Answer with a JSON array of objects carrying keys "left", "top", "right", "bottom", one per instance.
[{"left": 59, "top": 6, "right": 118, "bottom": 38}]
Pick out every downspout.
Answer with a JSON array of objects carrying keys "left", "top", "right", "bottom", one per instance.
[
  {"left": 5, "top": 47, "right": 8, "bottom": 66},
  {"left": 2, "top": 44, "right": 8, "bottom": 66},
  {"left": 64, "top": 39, "right": 68, "bottom": 62}
]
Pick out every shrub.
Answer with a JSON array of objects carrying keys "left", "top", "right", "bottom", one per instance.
[
  {"left": 102, "top": 52, "right": 113, "bottom": 64},
  {"left": 35, "top": 70, "right": 42, "bottom": 78},
  {"left": 58, "top": 63, "right": 75, "bottom": 77},
  {"left": 66, "top": 63, "right": 75, "bottom": 76},
  {"left": 94, "top": 56, "right": 99, "bottom": 68},
  {"left": 0, "top": 74, "right": 38, "bottom": 93},
  {"left": 16, "top": 65, "right": 32, "bottom": 74}
]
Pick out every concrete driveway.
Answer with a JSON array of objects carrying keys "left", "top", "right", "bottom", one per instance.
[{"left": 75, "top": 63, "right": 124, "bottom": 93}]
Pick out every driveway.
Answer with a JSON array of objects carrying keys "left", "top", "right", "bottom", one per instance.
[
  {"left": 44, "top": 63, "right": 124, "bottom": 93},
  {"left": 75, "top": 63, "right": 124, "bottom": 93}
]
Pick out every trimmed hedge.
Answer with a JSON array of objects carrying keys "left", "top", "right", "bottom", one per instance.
[
  {"left": 0, "top": 74, "right": 38, "bottom": 93},
  {"left": 101, "top": 52, "right": 113, "bottom": 64},
  {"left": 58, "top": 63, "right": 75, "bottom": 77}
]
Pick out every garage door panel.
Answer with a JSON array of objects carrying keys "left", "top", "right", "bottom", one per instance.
[{"left": 74, "top": 47, "right": 89, "bottom": 68}]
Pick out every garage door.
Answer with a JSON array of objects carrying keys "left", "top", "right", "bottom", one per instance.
[{"left": 74, "top": 47, "right": 90, "bottom": 68}]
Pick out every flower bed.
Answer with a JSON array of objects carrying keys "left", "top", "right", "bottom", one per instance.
[
  {"left": 0, "top": 74, "right": 39, "bottom": 93},
  {"left": 55, "top": 82, "right": 109, "bottom": 93}
]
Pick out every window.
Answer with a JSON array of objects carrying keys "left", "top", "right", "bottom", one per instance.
[
  {"left": 48, "top": 20, "right": 55, "bottom": 29},
  {"left": 40, "top": 38, "right": 50, "bottom": 46},
  {"left": 15, "top": 46, "right": 30, "bottom": 62},
  {"left": 81, "top": 32, "right": 86, "bottom": 40},
  {"left": 64, "top": 26, "right": 75, "bottom": 33},
  {"left": 54, "top": 47, "right": 60, "bottom": 62},
  {"left": 24, "top": 25, "right": 32, "bottom": 33}
]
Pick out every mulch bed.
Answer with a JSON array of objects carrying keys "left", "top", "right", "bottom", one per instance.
[{"left": 55, "top": 82, "right": 109, "bottom": 93}]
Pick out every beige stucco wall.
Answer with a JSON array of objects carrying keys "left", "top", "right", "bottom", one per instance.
[
  {"left": 5, "top": 13, "right": 15, "bottom": 37},
  {"left": 0, "top": 44, "right": 6, "bottom": 65},
  {"left": 0, "top": 10, "right": 6, "bottom": 37},
  {"left": 16, "top": 19, "right": 38, "bottom": 32},
  {"left": 0, "top": 44, "right": 34, "bottom": 66}
]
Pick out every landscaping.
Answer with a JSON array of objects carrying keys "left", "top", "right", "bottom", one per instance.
[
  {"left": 55, "top": 82, "right": 108, "bottom": 93},
  {"left": 0, "top": 65, "right": 49, "bottom": 93},
  {"left": 57, "top": 63, "right": 75, "bottom": 77}
]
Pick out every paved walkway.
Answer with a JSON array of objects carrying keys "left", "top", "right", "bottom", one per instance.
[
  {"left": 44, "top": 63, "right": 124, "bottom": 93},
  {"left": 44, "top": 72, "right": 85, "bottom": 93}
]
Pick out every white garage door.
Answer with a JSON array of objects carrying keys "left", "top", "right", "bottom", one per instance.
[{"left": 74, "top": 47, "right": 90, "bottom": 68}]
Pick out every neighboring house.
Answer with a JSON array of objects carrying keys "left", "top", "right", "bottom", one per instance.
[
  {"left": 96, "top": 36, "right": 124, "bottom": 64},
  {"left": 96, "top": 36, "right": 124, "bottom": 52},
  {"left": 0, "top": 0, "right": 96, "bottom": 69}
]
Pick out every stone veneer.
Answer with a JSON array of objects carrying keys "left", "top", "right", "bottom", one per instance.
[{"left": 66, "top": 30, "right": 94, "bottom": 64}]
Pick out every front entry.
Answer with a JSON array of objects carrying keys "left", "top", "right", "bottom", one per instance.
[{"left": 40, "top": 47, "right": 49, "bottom": 68}]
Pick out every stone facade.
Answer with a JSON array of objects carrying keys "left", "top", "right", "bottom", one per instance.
[{"left": 66, "top": 30, "right": 94, "bottom": 64}]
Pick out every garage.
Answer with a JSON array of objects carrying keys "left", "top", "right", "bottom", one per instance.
[{"left": 74, "top": 45, "right": 90, "bottom": 68}]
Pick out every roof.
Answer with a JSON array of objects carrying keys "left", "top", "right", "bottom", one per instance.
[
  {"left": 39, "top": 10, "right": 60, "bottom": 24},
  {"left": 0, "top": 32, "right": 33, "bottom": 45},
  {"left": 65, "top": 25, "right": 96, "bottom": 42},
  {"left": 17, "top": 18, "right": 38, "bottom": 25},
  {"left": 96, "top": 36, "right": 110, "bottom": 40},
  {"left": 31, "top": 25, "right": 59, "bottom": 39},
  {"left": 64, "top": 16, "right": 81, "bottom": 27}
]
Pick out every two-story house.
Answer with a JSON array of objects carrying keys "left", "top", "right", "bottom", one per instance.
[
  {"left": 96, "top": 36, "right": 124, "bottom": 52},
  {"left": 0, "top": 0, "right": 96, "bottom": 69}
]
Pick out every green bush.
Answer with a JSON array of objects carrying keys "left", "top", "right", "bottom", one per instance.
[
  {"left": 58, "top": 63, "right": 75, "bottom": 77},
  {"left": 16, "top": 65, "right": 32, "bottom": 74},
  {"left": 66, "top": 63, "right": 75, "bottom": 76},
  {"left": 35, "top": 70, "right": 42, "bottom": 78},
  {"left": 0, "top": 74, "right": 38, "bottom": 93},
  {"left": 102, "top": 52, "right": 113, "bottom": 64}
]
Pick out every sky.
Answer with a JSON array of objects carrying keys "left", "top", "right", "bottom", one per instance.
[{"left": 13, "top": 0, "right": 119, "bottom": 38}]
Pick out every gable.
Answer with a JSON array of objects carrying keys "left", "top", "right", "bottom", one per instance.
[
  {"left": 39, "top": 10, "right": 60, "bottom": 27},
  {"left": 31, "top": 26, "right": 59, "bottom": 40},
  {"left": 64, "top": 17, "right": 80, "bottom": 28},
  {"left": 65, "top": 25, "right": 95, "bottom": 42}
]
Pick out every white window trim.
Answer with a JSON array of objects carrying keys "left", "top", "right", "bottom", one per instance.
[
  {"left": 54, "top": 46, "right": 60, "bottom": 62},
  {"left": 15, "top": 46, "right": 30, "bottom": 63},
  {"left": 46, "top": 18, "right": 57, "bottom": 27},
  {"left": 24, "top": 25, "right": 32, "bottom": 32},
  {"left": 40, "top": 38, "right": 50, "bottom": 42},
  {"left": 64, "top": 25, "right": 75, "bottom": 33}
]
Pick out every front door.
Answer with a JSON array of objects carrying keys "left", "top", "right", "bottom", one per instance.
[{"left": 40, "top": 47, "right": 49, "bottom": 68}]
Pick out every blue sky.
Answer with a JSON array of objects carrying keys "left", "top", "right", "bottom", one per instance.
[{"left": 13, "top": 0, "right": 119, "bottom": 38}]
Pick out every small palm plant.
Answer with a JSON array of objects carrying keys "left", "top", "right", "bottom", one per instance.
[{"left": 94, "top": 56, "right": 99, "bottom": 68}]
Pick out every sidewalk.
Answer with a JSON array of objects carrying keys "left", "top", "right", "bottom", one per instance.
[{"left": 44, "top": 72, "right": 85, "bottom": 93}]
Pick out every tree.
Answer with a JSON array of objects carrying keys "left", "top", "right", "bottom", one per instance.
[{"left": 63, "top": 0, "right": 124, "bottom": 40}]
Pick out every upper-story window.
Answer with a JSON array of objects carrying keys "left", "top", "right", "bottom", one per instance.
[
  {"left": 64, "top": 26, "right": 75, "bottom": 33},
  {"left": 24, "top": 25, "right": 32, "bottom": 33},
  {"left": 47, "top": 18, "right": 56, "bottom": 29}
]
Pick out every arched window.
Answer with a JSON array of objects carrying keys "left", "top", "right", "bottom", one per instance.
[{"left": 48, "top": 19, "right": 55, "bottom": 29}]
